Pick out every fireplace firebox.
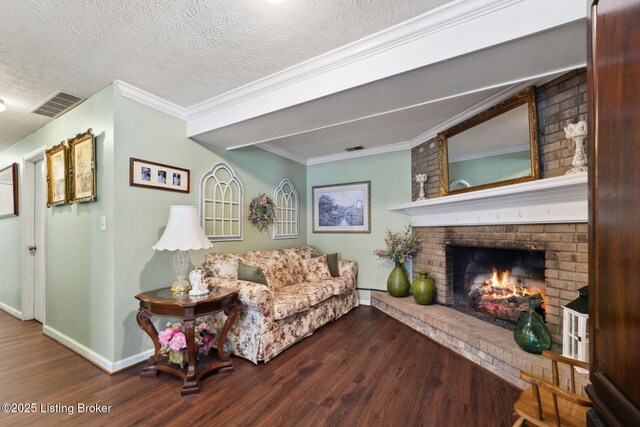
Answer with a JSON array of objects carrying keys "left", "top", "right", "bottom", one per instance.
[{"left": 447, "top": 246, "right": 546, "bottom": 330}]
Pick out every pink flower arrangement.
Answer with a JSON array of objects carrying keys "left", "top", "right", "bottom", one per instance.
[
  {"left": 158, "top": 320, "right": 215, "bottom": 356},
  {"left": 373, "top": 225, "right": 422, "bottom": 264},
  {"left": 248, "top": 193, "right": 277, "bottom": 232}
]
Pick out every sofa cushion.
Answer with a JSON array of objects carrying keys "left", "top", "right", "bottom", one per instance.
[
  {"left": 243, "top": 250, "right": 297, "bottom": 290},
  {"left": 326, "top": 253, "right": 340, "bottom": 277},
  {"left": 237, "top": 263, "right": 268, "bottom": 285},
  {"left": 278, "top": 282, "right": 335, "bottom": 306},
  {"left": 302, "top": 256, "right": 332, "bottom": 282},
  {"left": 324, "top": 277, "right": 353, "bottom": 295},
  {"left": 273, "top": 292, "right": 310, "bottom": 320},
  {"left": 281, "top": 246, "right": 319, "bottom": 284},
  {"left": 202, "top": 252, "right": 244, "bottom": 279}
]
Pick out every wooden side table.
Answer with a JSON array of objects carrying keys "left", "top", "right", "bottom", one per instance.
[{"left": 135, "top": 287, "right": 239, "bottom": 395}]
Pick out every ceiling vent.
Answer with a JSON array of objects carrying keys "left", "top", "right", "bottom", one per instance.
[
  {"left": 32, "top": 92, "right": 84, "bottom": 118},
  {"left": 345, "top": 145, "right": 365, "bottom": 152}
]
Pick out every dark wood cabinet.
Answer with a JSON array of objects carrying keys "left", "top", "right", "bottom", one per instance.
[{"left": 587, "top": 0, "right": 640, "bottom": 425}]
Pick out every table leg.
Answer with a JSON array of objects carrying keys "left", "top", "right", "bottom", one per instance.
[
  {"left": 181, "top": 310, "right": 199, "bottom": 395},
  {"left": 217, "top": 304, "right": 239, "bottom": 369},
  {"left": 136, "top": 309, "right": 160, "bottom": 378}
]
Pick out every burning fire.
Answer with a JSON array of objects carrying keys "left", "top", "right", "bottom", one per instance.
[
  {"left": 468, "top": 267, "right": 545, "bottom": 322},
  {"left": 484, "top": 268, "right": 530, "bottom": 298}
]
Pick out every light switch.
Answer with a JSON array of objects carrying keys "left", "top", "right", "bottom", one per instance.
[{"left": 101, "top": 216, "right": 107, "bottom": 231}]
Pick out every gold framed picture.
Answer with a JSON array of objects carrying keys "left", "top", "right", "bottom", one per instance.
[
  {"left": 68, "top": 129, "right": 96, "bottom": 204},
  {"left": 46, "top": 142, "right": 69, "bottom": 207}
]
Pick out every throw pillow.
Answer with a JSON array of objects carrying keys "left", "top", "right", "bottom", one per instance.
[
  {"left": 237, "top": 262, "right": 268, "bottom": 286},
  {"left": 302, "top": 256, "right": 332, "bottom": 282},
  {"left": 326, "top": 253, "right": 340, "bottom": 277}
]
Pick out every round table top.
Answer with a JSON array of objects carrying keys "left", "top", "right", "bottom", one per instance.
[{"left": 135, "top": 287, "right": 237, "bottom": 306}]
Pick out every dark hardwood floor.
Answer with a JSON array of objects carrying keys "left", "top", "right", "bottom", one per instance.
[{"left": 0, "top": 306, "right": 520, "bottom": 426}]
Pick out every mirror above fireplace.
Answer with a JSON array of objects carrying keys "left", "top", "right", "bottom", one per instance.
[{"left": 438, "top": 87, "right": 540, "bottom": 196}]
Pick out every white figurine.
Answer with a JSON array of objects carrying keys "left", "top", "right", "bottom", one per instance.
[
  {"left": 415, "top": 173, "right": 428, "bottom": 200},
  {"left": 188, "top": 268, "right": 209, "bottom": 296}
]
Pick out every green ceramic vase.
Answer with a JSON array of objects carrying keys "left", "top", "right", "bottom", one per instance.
[
  {"left": 412, "top": 272, "right": 436, "bottom": 305},
  {"left": 513, "top": 300, "right": 552, "bottom": 354},
  {"left": 387, "top": 262, "right": 410, "bottom": 297}
]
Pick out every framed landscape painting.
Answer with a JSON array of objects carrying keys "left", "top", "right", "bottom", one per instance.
[{"left": 312, "top": 181, "right": 370, "bottom": 233}]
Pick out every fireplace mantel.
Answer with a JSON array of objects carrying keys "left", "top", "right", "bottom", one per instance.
[{"left": 391, "top": 173, "right": 587, "bottom": 226}]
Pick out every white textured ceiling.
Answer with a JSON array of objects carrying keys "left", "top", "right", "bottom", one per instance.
[{"left": 0, "top": 0, "right": 453, "bottom": 152}]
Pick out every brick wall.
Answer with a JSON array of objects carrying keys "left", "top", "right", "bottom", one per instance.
[
  {"left": 412, "top": 224, "right": 589, "bottom": 345},
  {"left": 411, "top": 69, "right": 588, "bottom": 201}
]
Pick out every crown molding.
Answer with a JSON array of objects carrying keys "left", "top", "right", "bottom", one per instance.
[
  {"left": 258, "top": 143, "right": 307, "bottom": 165},
  {"left": 306, "top": 141, "right": 412, "bottom": 166},
  {"left": 115, "top": 80, "right": 186, "bottom": 120},
  {"left": 186, "top": 0, "right": 520, "bottom": 120},
  {"left": 186, "top": 0, "right": 586, "bottom": 137}
]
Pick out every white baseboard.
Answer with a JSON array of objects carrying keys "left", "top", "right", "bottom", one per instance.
[
  {"left": 112, "top": 349, "right": 154, "bottom": 373},
  {"left": 359, "top": 298, "right": 371, "bottom": 306},
  {"left": 43, "top": 325, "right": 153, "bottom": 374},
  {"left": 0, "top": 301, "right": 22, "bottom": 320}
]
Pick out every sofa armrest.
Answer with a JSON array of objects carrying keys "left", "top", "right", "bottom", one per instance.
[
  {"left": 338, "top": 260, "right": 358, "bottom": 288},
  {"left": 205, "top": 277, "right": 273, "bottom": 313}
]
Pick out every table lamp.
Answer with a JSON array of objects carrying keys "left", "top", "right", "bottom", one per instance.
[{"left": 153, "top": 205, "right": 213, "bottom": 295}]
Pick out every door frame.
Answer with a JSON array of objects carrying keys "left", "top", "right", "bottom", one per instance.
[{"left": 21, "top": 146, "right": 46, "bottom": 321}]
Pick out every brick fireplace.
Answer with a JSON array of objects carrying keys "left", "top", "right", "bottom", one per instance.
[
  {"left": 372, "top": 70, "right": 590, "bottom": 389},
  {"left": 413, "top": 222, "right": 588, "bottom": 344}
]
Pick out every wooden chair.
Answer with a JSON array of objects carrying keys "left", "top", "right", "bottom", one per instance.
[{"left": 513, "top": 351, "right": 592, "bottom": 427}]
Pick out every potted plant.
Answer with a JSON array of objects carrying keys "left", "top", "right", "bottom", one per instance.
[
  {"left": 374, "top": 225, "right": 422, "bottom": 297},
  {"left": 158, "top": 320, "right": 215, "bottom": 367}
]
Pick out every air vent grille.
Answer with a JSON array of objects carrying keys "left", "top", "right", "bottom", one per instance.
[
  {"left": 345, "top": 145, "right": 365, "bottom": 152},
  {"left": 32, "top": 92, "right": 84, "bottom": 118}
]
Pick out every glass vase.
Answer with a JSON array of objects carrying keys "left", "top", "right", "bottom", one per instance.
[
  {"left": 387, "top": 262, "right": 410, "bottom": 297},
  {"left": 513, "top": 300, "right": 552, "bottom": 354}
]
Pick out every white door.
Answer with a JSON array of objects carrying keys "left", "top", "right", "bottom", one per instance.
[{"left": 33, "top": 160, "right": 46, "bottom": 323}]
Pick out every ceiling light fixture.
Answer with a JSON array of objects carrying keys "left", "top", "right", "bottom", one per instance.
[{"left": 0, "top": 99, "right": 6, "bottom": 112}]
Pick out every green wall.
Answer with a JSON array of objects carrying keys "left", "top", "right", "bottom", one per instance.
[
  {"left": 0, "top": 85, "right": 116, "bottom": 359},
  {"left": 0, "top": 85, "right": 308, "bottom": 363},
  {"left": 0, "top": 84, "right": 413, "bottom": 364},
  {"left": 306, "top": 151, "right": 412, "bottom": 302},
  {"left": 111, "top": 91, "right": 307, "bottom": 360}
]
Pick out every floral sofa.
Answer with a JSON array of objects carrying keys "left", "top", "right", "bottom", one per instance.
[{"left": 201, "top": 246, "right": 359, "bottom": 363}]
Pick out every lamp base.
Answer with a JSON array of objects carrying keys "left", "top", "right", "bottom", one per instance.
[{"left": 170, "top": 279, "right": 191, "bottom": 295}]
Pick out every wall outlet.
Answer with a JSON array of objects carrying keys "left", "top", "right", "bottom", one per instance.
[{"left": 100, "top": 216, "right": 107, "bottom": 231}]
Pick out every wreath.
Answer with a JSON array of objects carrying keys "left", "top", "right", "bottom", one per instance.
[{"left": 249, "top": 193, "right": 276, "bottom": 232}]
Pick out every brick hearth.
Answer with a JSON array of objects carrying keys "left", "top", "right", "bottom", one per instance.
[{"left": 372, "top": 291, "right": 589, "bottom": 391}]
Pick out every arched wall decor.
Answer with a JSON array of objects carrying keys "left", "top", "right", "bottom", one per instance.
[
  {"left": 199, "top": 162, "right": 243, "bottom": 241},
  {"left": 272, "top": 178, "right": 299, "bottom": 239}
]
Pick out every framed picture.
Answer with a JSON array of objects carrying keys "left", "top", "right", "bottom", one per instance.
[
  {"left": 312, "top": 181, "right": 371, "bottom": 233},
  {"left": 68, "top": 129, "right": 96, "bottom": 203},
  {"left": 46, "top": 142, "right": 69, "bottom": 207},
  {"left": 0, "top": 163, "right": 19, "bottom": 218},
  {"left": 130, "top": 158, "right": 190, "bottom": 193}
]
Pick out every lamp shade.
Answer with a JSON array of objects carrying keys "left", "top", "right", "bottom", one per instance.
[{"left": 153, "top": 205, "right": 213, "bottom": 251}]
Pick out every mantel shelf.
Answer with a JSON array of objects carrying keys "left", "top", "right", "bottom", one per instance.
[{"left": 390, "top": 173, "right": 588, "bottom": 226}]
